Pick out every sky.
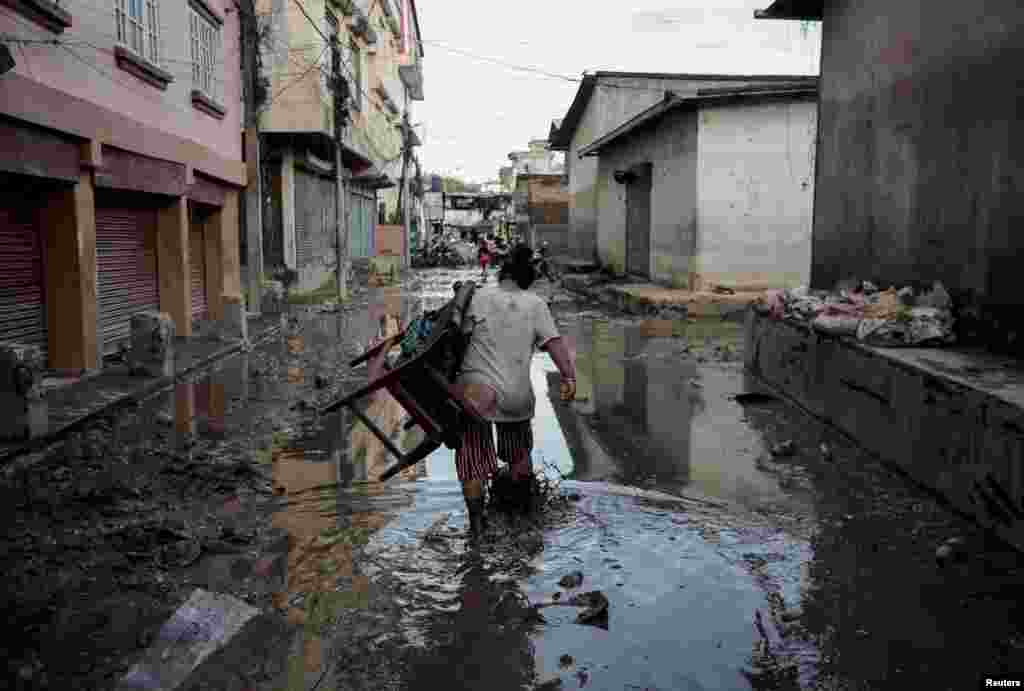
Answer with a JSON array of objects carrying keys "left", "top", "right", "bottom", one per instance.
[{"left": 412, "top": 0, "right": 822, "bottom": 184}]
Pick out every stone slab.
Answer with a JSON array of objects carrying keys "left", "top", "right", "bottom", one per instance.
[
  {"left": 117, "top": 589, "right": 261, "bottom": 691},
  {"left": 745, "top": 308, "right": 1024, "bottom": 553}
]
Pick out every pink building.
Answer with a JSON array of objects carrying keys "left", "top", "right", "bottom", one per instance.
[{"left": 0, "top": 0, "right": 245, "bottom": 370}]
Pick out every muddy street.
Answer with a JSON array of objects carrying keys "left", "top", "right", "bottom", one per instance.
[{"left": 3, "top": 267, "right": 1023, "bottom": 691}]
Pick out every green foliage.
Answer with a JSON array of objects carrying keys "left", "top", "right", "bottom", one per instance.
[{"left": 386, "top": 15, "right": 399, "bottom": 36}]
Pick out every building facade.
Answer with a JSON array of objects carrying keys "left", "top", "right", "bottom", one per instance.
[
  {"left": 578, "top": 84, "right": 817, "bottom": 289},
  {"left": 0, "top": 0, "right": 245, "bottom": 369},
  {"left": 550, "top": 72, "right": 818, "bottom": 264},
  {"left": 756, "top": 0, "right": 1024, "bottom": 355},
  {"left": 257, "top": 0, "right": 423, "bottom": 286}
]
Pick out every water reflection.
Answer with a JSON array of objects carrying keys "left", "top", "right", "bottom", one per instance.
[
  {"left": 403, "top": 552, "right": 540, "bottom": 690},
  {"left": 539, "top": 315, "right": 800, "bottom": 511}
]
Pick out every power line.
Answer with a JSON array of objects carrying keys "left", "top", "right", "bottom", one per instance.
[
  {"left": 421, "top": 40, "right": 579, "bottom": 83},
  {"left": 420, "top": 38, "right": 814, "bottom": 95}
]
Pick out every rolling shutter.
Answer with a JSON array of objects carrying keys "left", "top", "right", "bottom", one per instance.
[
  {"left": 295, "top": 170, "right": 313, "bottom": 268},
  {"left": 189, "top": 206, "right": 208, "bottom": 321},
  {"left": 96, "top": 205, "right": 160, "bottom": 354},
  {"left": 0, "top": 203, "right": 47, "bottom": 363}
]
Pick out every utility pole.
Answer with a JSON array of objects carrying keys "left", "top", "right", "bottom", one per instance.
[
  {"left": 331, "top": 35, "right": 349, "bottom": 300},
  {"left": 240, "top": 0, "right": 264, "bottom": 313},
  {"left": 397, "top": 111, "right": 411, "bottom": 269}
]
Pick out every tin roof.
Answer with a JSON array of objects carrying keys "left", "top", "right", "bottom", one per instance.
[
  {"left": 549, "top": 71, "right": 820, "bottom": 151},
  {"left": 577, "top": 80, "right": 818, "bottom": 158}
]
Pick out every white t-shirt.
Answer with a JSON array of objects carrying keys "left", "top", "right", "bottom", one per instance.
[{"left": 458, "top": 280, "right": 561, "bottom": 422}]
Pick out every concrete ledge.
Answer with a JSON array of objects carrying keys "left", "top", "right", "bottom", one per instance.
[
  {"left": 745, "top": 308, "right": 1024, "bottom": 553},
  {"left": 0, "top": 316, "right": 282, "bottom": 466},
  {"left": 562, "top": 275, "right": 761, "bottom": 319}
]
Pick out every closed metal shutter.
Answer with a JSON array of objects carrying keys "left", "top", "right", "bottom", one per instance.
[
  {"left": 0, "top": 203, "right": 47, "bottom": 363},
  {"left": 189, "top": 212, "right": 208, "bottom": 321},
  {"left": 295, "top": 170, "right": 335, "bottom": 268},
  {"left": 295, "top": 170, "right": 312, "bottom": 268},
  {"left": 96, "top": 205, "right": 160, "bottom": 355}
]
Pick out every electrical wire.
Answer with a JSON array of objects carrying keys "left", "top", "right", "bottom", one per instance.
[{"left": 420, "top": 39, "right": 578, "bottom": 83}]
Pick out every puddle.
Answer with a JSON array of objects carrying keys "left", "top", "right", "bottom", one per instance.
[{"left": 102, "top": 268, "right": 1024, "bottom": 690}]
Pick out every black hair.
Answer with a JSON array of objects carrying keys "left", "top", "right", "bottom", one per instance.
[{"left": 498, "top": 243, "right": 536, "bottom": 289}]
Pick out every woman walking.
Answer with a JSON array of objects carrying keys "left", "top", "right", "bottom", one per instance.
[{"left": 453, "top": 244, "right": 576, "bottom": 539}]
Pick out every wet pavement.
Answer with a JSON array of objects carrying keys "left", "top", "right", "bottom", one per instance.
[{"left": 3, "top": 267, "right": 1024, "bottom": 690}]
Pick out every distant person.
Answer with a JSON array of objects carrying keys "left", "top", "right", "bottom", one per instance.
[
  {"left": 477, "top": 237, "right": 492, "bottom": 279},
  {"left": 453, "top": 244, "right": 576, "bottom": 539}
]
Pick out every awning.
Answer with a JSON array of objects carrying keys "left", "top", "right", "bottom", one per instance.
[
  {"left": 399, "top": 63, "right": 424, "bottom": 101},
  {"left": 351, "top": 169, "right": 395, "bottom": 190}
]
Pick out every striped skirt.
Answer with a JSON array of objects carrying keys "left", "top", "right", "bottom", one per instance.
[{"left": 455, "top": 419, "right": 533, "bottom": 483}]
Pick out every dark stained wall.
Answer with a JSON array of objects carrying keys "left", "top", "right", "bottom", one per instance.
[{"left": 812, "top": 0, "right": 1024, "bottom": 350}]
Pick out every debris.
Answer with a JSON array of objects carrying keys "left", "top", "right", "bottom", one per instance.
[
  {"left": 559, "top": 571, "right": 584, "bottom": 589},
  {"left": 936, "top": 537, "right": 968, "bottom": 566},
  {"left": 770, "top": 441, "right": 796, "bottom": 458},
  {"left": 314, "top": 374, "right": 329, "bottom": 389},
  {"left": 569, "top": 591, "right": 609, "bottom": 624},
  {"left": 552, "top": 592, "right": 561, "bottom": 601},
  {"left": 732, "top": 392, "right": 778, "bottom": 405},
  {"left": 559, "top": 654, "right": 574, "bottom": 668},
  {"left": 712, "top": 285, "right": 736, "bottom": 295},
  {"left": 819, "top": 443, "right": 833, "bottom": 460},
  {"left": 812, "top": 314, "right": 861, "bottom": 336},
  {"left": 917, "top": 281, "right": 952, "bottom": 310},
  {"left": 566, "top": 492, "right": 582, "bottom": 502}
]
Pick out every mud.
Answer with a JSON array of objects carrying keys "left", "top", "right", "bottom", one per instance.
[{"left": 4, "top": 267, "right": 1024, "bottom": 691}]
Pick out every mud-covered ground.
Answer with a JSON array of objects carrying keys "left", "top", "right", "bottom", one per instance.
[{"left": 3, "top": 267, "right": 1024, "bottom": 691}]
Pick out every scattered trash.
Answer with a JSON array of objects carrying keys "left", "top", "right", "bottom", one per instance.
[
  {"left": 732, "top": 392, "right": 778, "bottom": 405},
  {"left": 569, "top": 591, "right": 609, "bottom": 624},
  {"left": 770, "top": 440, "right": 796, "bottom": 457},
  {"left": 559, "top": 571, "right": 584, "bottom": 589},
  {"left": 755, "top": 280, "right": 956, "bottom": 346}
]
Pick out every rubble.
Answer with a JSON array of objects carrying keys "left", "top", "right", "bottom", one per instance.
[{"left": 755, "top": 280, "right": 957, "bottom": 346}]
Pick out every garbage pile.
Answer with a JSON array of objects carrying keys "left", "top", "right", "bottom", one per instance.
[{"left": 755, "top": 280, "right": 957, "bottom": 347}]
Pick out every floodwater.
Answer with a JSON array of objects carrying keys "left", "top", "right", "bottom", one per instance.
[{"left": 155, "top": 268, "right": 1024, "bottom": 690}]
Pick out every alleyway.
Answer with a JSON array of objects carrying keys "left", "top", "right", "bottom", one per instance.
[{"left": 3, "top": 268, "right": 1024, "bottom": 691}]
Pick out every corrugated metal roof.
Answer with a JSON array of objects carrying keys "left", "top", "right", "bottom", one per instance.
[
  {"left": 550, "top": 72, "right": 821, "bottom": 151},
  {"left": 577, "top": 80, "right": 819, "bottom": 158}
]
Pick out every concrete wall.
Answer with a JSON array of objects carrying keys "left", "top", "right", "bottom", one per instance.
[
  {"left": 812, "top": 0, "right": 1024, "bottom": 350},
  {"left": 259, "top": 0, "right": 334, "bottom": 137},
  {"left": 594, "top": 107, "right": 699, "bottom": 285},
  {"left": 746, "top": 309, "right": 1024, "bottom": 553},
  {"left": 567, "top": 75, "right": 797, "bottom": 268},
  {"left": 696, "top": 97, "right": 816, "bottom": 291}
]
